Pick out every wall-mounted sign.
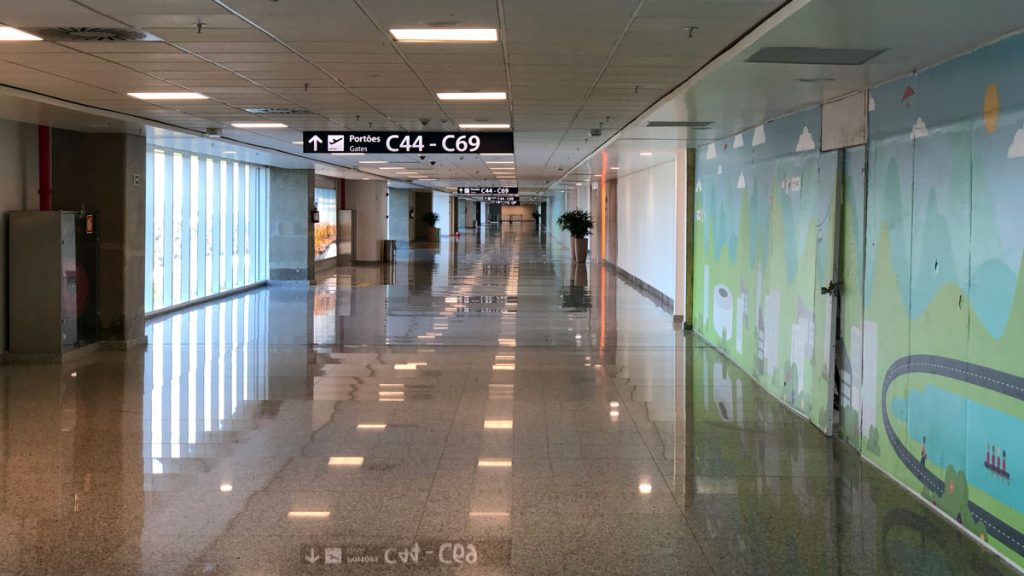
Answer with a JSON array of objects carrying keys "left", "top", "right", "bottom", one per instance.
[
  {"left": 303, "top": 132, "right": 513, "bottom": 154},
  {"left": 457, "top": 187, "right": 518, "bottom": 195}
]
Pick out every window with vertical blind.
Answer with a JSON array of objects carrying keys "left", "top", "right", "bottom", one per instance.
[{"left": 145, "top": 147, "right": 269, "bottom": 313}]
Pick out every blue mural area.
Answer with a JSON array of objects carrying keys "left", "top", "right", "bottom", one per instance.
[{"left": 696, "top": 28, "right": 1024, "bottom": 569}]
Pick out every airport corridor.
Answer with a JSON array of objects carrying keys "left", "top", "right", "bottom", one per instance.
[{"left": 0, "top": 224, "right": 1012, "bottom": 575}]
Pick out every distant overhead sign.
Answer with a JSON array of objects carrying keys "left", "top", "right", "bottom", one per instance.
[
  {"left": 457, "top": 187, "right": 518, "bottom": 195},
  {"left": 488, "top": 196, "right": 521, "bottom": 206},
  {"left": 303, "top": 131, "right": 513, "bottom": 154}
]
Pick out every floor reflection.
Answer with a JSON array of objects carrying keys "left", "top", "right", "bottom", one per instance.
[{"left": 0, "top": 225, "right": 1014, "bottom": 575}]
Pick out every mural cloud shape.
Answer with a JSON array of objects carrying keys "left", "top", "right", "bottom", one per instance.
[
  {"left": 737, "top": 172, "right": 746, "bottom": 189},
  {"left": 1008, "top": 127, "right": 1024, "bottom": 158},
  {"left": 795, "top": 127, "right": 816, "bottom": 152},
  {"left": 752, "top": 125, "right": 766, "bottom": 147},
  {"left": 911, "top": 118, "right": 929, "bottom": 139},
  {"left": 733, "top": 134, "right": 745, "bottom": 149},
  {"left": 868, "top": 95, "right": 876, "bottom": 112},
  {"left": 706, "top": 144, "right": 717, "bottom": 160}
]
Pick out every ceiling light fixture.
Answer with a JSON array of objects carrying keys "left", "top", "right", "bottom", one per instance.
[
  {"left": 639, "top": 152, "right": 653, "bottom": 156},
  {"left": 459, "top": 123, "right": 510, "bottom": 130},
  {"left": 0, "top": 27, "right": 42, "bottom": 41},
  {"left": 378, "top": 167, "right": 403, "bottom": 170},
  {"left": 438, "top": 92, "right": 506, "bottom": 101},
  {"left": 128, "top": 91, "right": 208, "bottom": 100},
  {"left": 359, "top": 160, "right": 387, "bottom": 164},
  {"left": 390, "top": 28, "right": 498, "bottom": 43},
  {"left": 486, "top": 161, "right": 515, "bottom": 164},
  {"left": 231, "top": 122, "right": 288, "bottom": 128}
]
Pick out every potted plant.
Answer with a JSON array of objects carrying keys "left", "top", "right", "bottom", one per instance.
[
  {"left": 556, "top": 209, "right": 593, "bottom": 263},
  {"left": 422, "top": 211, "right": 441, "bottom": 242}
]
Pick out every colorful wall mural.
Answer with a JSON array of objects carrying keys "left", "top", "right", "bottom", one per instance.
[{"left": 694, "top": 32, "right": 1024, "bottom": 568}]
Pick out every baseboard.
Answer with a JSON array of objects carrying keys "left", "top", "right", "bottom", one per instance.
[
  {"left": 600, "top": 260, "right": 674, "bottom": 315},
  {"left": 2, "top": 342, "right": 102, "bottom": 364}
]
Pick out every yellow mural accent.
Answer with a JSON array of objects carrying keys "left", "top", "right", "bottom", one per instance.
[{"left": 984, "top": 84, "right": 1000, "bottom": 133}]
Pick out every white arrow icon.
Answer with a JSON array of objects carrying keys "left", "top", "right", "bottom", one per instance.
[
  {"left": 304, "top": 547, "right": 321, "bottom": 564},
  {"left": 307, "top": 135, "right": 323, "bottom": 152}
]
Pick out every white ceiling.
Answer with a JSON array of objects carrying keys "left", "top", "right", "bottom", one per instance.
[
  {"left": 0, "top": 0, "right": 785, "bottom": 194},
  {"left": 565, "top": 0, "right": 1024, "bottom": 187}
]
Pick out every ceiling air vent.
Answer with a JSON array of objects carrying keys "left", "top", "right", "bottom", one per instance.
[
  {"left": 244, "top": 108, "right": 311, "bottom": 115},
  {"left": 746, "top": 47, "right": 885, "bottom": 66},
  {"left": 29, "top": 27, "right": 160, "bottom": 42},
  {"left": 646, "top": 121, "right": 714, "bottom": 129}
]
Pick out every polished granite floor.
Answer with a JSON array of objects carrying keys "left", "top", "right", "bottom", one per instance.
[{"left": 0, "top": 224, "right": 1016, "bottom": 575}]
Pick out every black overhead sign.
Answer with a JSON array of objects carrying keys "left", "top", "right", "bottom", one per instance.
[
  {"left": 457, "top": 187, "right": 518, "bottom": 195},
  {"left": 303, "top": 132, "right": 514, "bottom": 155}
]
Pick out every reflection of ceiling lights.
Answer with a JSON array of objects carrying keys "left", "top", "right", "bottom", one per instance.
[
  {"left": 484, "top": 420, "right": 513, "bottom": 429},
  {"left": 438, "top": 92, "right": 506, "bottom": 101},
  {"left": 390, "top": 28, "right": 497, "bottom": 42}
]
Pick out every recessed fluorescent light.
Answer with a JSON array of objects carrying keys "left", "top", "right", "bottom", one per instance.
[
  {"left": 639, "top": 152, "right": 653, "bottom": 156},
  {"left": 478, "top": 459, "right": 512, "bottom": 468},
  {"left": 357, "top": 423, "right": 387, "bottom": 430},
  {"left": 359, "top": 160, "right": 387, "bottom": 164},
  {"left": 610, "top": 167, "right": 620, "bottom": 170},
  {"left": 459, "top": 123, "right": 510, "bottom": 130},
  {"left": 484, "top": 420, "right": 514, "bottom": 429},
  {"left": 128, "top": 91, "right": 208, "bottom": 101},
  {"left": 380, "top": 383, "right": 405, "bottom": 388},
  {"left": 390, "top": 28, "right": 497, "bottom": 43},
  {"left": 638, "top": 482, "right": 652, "bottom": 494},
  {"left": 220, "top": 483, "right": 233, "bottom": 492},
  {"left": 438, "top": 92, "right": 507, "bottom": 101},
  {"left": 288, "top": 511, "right": 331, "bottom": 519},
  {"left": 328, "top": 456, "right": 365, "bottom": 466},
  {"left": 486, "top": 161, "right": 515, "bottom": 164},
  {"left": 231, "top": 122, "right": 288, "bottom": 128},
  {"left": 493, "top": 364, "right": 516, "bottom": 371},
  {"left": 223, "top": 151, "right": 237, "bottom": 155},
  {"left": 0, "top": 27, "right": 42, "bottom": 41},
  {"left": 331, "top": 152, "right": 365, "bottom": 156}
]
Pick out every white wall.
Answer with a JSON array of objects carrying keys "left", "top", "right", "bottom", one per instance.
[
  {"left": 345, "top": 180, "right": 387, "bottom": 262},
  {"left": 616, "top": 160, "right": 677, "bottom": 299},
  {"left": 0, "top": 119, "right": 38, "bottom": 352},
  {"left": 432, "top": 192, "right": 450, "bottom": 236}
]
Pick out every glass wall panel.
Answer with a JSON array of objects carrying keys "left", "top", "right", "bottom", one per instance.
[{"left": 145, "top": 146, "right": 269, "bottom": 312}]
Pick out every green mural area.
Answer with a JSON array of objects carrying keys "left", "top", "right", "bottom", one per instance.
[{"left": 694, "top": 32, "right": 1024, "bottom": 569}]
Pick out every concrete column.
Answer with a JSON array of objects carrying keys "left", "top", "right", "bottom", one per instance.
[
  {"left": 51, "top": 130, "right": 146, "bottom": 345},
  {"left": 346, "top": 180, "right": 387, "bottom": 262},
  {"left": 268, "top": 168, "right": 314, "bottom": 283},
  {"left": 674, "top": 149, "right": 695, "bottom": 326}
]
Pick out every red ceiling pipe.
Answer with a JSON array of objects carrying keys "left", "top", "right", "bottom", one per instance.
[{"left": 38, "top": 125, "right": 52, "bottom": 210}]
